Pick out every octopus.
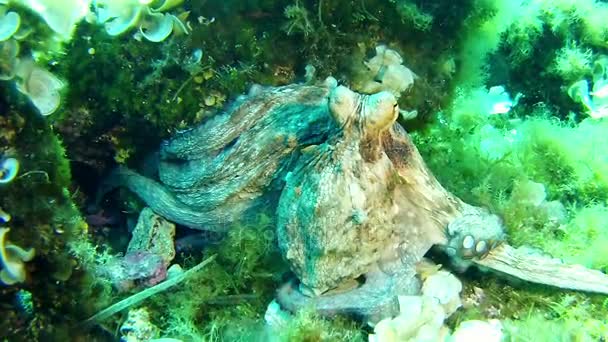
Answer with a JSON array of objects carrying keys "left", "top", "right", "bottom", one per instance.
[{"left": 103, "top": 78, "right": 608, "bottom": 322}]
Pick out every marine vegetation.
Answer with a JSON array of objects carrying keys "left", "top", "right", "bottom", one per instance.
[{"left": 1, "top": 0, "right": 608, "bottom": 341}]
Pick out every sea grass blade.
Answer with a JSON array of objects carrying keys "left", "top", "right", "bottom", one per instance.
[{"left": 82, "top": 254, "right": 216, "bottom": 326}]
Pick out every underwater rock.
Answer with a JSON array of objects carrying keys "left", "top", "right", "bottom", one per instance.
[
  {"left": 451, "top": 319, "right": 503, "bottom": 342},
  {"left": 369, "top": 296, "right": 449, "bottom": 342},
  {"left": 100, "top": 251, "right": 167, "bottom": 291},
  {"left": 368, "top": 269, "right": 462, "bottom": 341},
  {"left": 355, "top": 45, "right": 416, "bottom": 98},
  {"left": 120, "top": 307, "right": 160, "bottom": 342},
  {"left": 127, "top": 207, "right": 176, "bottom": 265},
  {"left": 264, "top": 300, "right": 292, "bottom": 331}
]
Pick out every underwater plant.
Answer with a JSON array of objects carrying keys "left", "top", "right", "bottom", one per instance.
[
  {"left": 568, "top": 55, "right": 608, "bottom": 119},
  {"left": 94, "top": 0, "right": 189, "bottom": 42},
  {"left": 2, "top": 0, "right": 90, "bottom": 40},
  {"left": 0, "top": 227, "right": 35, "bottom": 285},
  {"left": 388, "top": 0, "right": 433, "bottom": 31},
  {"left": 0, "top": 5, "right": 19, "bottom": 41},
  {"left": 4, "top": 0, "right": 608, "bottom": 340}
]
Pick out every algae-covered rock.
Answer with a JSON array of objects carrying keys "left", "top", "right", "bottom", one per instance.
[
  {"left": 127, "top": 207, "right": 176, "bottom": 265},
  {"left": 120, "top": 307, "right": 160, "bottom": 342}
]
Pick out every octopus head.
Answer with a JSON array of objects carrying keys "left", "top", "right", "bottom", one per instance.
[{"left": 328, "top": 85, "right": 398, "bottom": 136}]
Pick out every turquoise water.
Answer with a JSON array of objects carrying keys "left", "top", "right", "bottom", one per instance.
[{"left": 0, "top": 0, "right": 607, "bottom": 340}]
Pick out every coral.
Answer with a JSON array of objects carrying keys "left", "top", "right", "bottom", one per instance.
[
  {"left": 353, "top": 45, "right": 417, "bottom": 99},
  {"left": 502, "top": 0, "right": 543, "bottom": 64},
  {"left": 0, "top": 103, "right": 97, "bottom": 338},
  {"left": 413, "top": 69, "right": 608, "bottom": 290},
  {"left": 541, "top": 0, "right": 608, "bottom": 47},
  {"left": 502, "top": 310, "right": 600, "bottom": 341},
  {"left": 369, "top": 270, "right": 463, "bottom": 342},
  {"left": 447, "top": 86, "right": 521, "bottom": 134},
  {"left": 451, "top": 320, "right": 503, "bottom": 342},
  {"left": 498, "top": 0, "right": 608, "bottom": 66},
  {"left": 127, "top": 207, "right": 176, "bottom": 265},
  {"left": 120, "top": 307, "right": 160, "bottom": 342},
  {"left": 421, "top": 270, "right": 463, "bottom": 316},
  {"left": 417, "top": 102, "right": 608, "bottom": 206},
  {"left": 500, "top": 179, "right": 567, "bottom": 247}
]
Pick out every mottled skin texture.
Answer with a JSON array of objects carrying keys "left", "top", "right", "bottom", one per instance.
[
  {"left": 275, "top": 85, "right": 504, "bottom": 320},
  {"left": 102, "top": 83, "right": 336, "bottom": 230},
  {"left": 277, "top": 86, "right": 458, "bottom": 295},
  {"left": 103, "top": 80, "right": 506, "bottom": 321}
]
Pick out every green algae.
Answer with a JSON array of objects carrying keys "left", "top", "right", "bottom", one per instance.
[{"left": 2, "top": 0, "right": 608, "bottom": 340}]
